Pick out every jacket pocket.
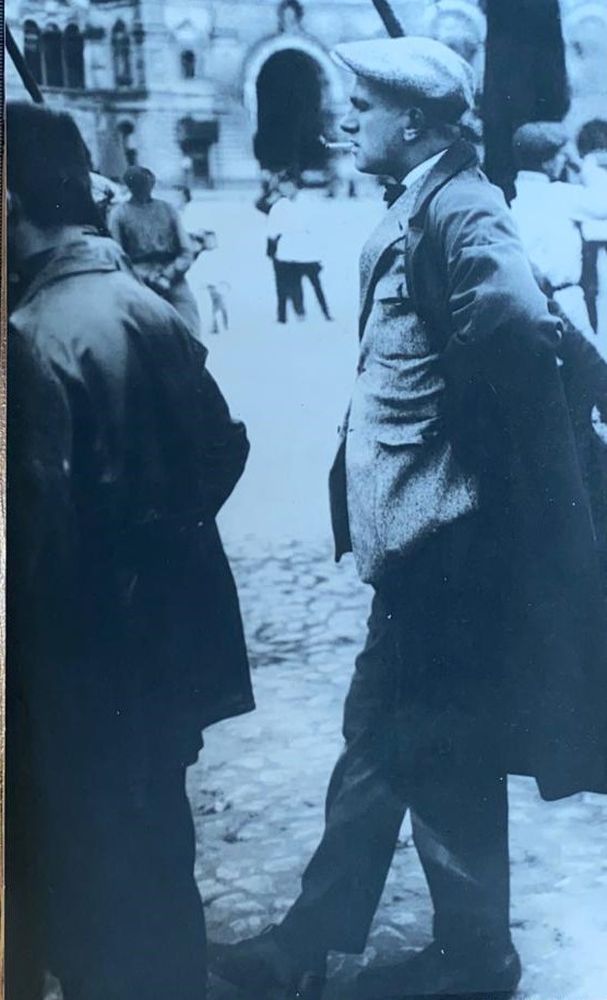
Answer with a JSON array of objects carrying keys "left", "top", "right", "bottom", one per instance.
[
  {"left": 372, "top": 437, "right": 480, "bottom": 581},
  {"left": 375, "top": 416, "right": 440, "bottom": 448}
]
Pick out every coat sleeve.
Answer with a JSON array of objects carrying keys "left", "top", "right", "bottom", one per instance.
[
  {"left": 435, "top": 177, "right": 561, "bottom": 360},
  {"left": 107, "top": 204, "right": 124, "bottom": 248},
  {"left": 185, "top": 336, "right": 250, "bottom": 516},
  {"left": 432, "top": 177, "right": 607, "bottom": 799},
  {"left": 431, "top": 177, "right": 563, "bottom": 473},
  {"left": 163, "top": 203, "right": 196, "bottom": 283},
  {"left": 148, "top": 325, "right": 249, "bottom": 519},
  {"left": 558, "top": 318, "right": 607, "bottom": 424},
  {"left": 7, "top": 329, "right": 74, "bottom": 594},
  {"left": 7, "top": 327, "right": 77, "bottom": 710}
]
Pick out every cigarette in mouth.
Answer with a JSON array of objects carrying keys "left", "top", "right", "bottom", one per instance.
[{"left": 319, "top": 134, "right": 353, "bottom": 151}]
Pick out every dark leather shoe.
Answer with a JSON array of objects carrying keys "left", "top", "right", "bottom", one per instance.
[
  {"left": 209, "top": 925, "right": 327, "bottom": 999},
  {"left": 356, "top": 941, "right": 522, "bottom": 999}
]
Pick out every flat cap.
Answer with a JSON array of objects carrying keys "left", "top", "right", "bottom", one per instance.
[
  {"left": 513, "top": 121, "right": 568, "bottom": 164},
  {"left": 123, "top": 165, "right": 156, "bottom": 189},
  {"left": 331, "top": 36, "right": 474, "bottom": 115}
]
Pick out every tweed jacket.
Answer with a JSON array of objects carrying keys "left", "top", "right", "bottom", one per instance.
[
  {"left": 341, "top": 173, "right": 479, "bottom": 585},
  {"left": 330, "top": 141, "right": 562, "bottom": 564}
]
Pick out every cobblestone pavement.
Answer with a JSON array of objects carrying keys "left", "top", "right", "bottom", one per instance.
[{"left": 190, "top": 545, "right": 607, "bottom": 1000}]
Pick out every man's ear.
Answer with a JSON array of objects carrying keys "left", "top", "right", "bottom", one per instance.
[{"left": 403, "top": 107, "right": 426, "bottom": 143}]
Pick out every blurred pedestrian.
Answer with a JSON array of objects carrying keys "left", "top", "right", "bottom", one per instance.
[
  {"left": 210, "top": 36, "right": 606, "bottom": 1000},
  {"left": 512, "top": 121, "right": 607, "bottom": 342},
  {"left": 177, "top": 188, "right": 228, "bottom": 336},
  {"left": 109, "top": 165, "right": 201, "bottom": 339},
  {"left": 267, "top": 174, "right": 333, "bottom": 324},
  {"left": 6, "top": 101, "right": 254, "bottom": 1000},
  {"left": 577, "top": 119, "right": 607, "bottom": 335}
]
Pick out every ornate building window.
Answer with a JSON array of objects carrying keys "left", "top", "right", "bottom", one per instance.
[
  {"left": 42, "top": 24, "right": 64, "bottom": 87},
  {"left": 23, "top": 20, "right": 42, "bottom": 83},
  {"left": 112, "top": 21, "right": 132, "bottom": 87},
  {"left": 64, "top": 24, "right": 85, "bottom": 88},
  {"left": 180, "top": 49, "right": 196, "bottom": 79}
]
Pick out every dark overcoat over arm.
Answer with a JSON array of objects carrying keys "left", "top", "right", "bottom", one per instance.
[{"left": 409, "top": 150, "right": 607, "bottom": 799}]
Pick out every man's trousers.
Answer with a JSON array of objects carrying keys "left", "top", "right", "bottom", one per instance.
[
  {"left": 6, "top": 749, "right": 207, "bottom": 1000},
  {"left": 296, "top": 263, "right": 332, "bottom": 320},
  {"left": 274, "top": 260, "right": 304, "bottom": 323},
  {"left": 278, "top": 517, "right": 513, "bottom": 965}
]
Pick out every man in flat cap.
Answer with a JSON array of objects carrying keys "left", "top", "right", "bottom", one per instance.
[
  {"left": 211, "top": 37, "right": 606, "bottom": 1000},
  {"left": 109, "top": 165, "right": 201, "bottom": 338}
]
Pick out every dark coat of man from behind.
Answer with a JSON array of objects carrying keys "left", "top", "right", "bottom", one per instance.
[{"left": 6, "top": 102, "right": 254, "bottom": 1000}]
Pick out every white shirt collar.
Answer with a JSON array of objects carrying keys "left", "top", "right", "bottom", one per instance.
[{"left": 401, "top": 149, "right": 448, "bottom": 190}]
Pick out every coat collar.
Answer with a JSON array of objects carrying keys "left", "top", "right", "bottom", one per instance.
[
  {"left": 16, "top": 230, "right": 132, "bottom": 308},
  {"left": 358, "top": 139, "right": 479, "bottom": 334},
  {"left": 408, "top": 138, "right": 479, "bottom": 230}
]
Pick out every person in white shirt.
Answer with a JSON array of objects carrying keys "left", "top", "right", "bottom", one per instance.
[
  {"left": 267, "top": 175, "right": 333, "bottom": 324},
  {"left": 577, "top": 119, "right": 607, "bottom": 334},
  {"left": 511, "top": 121, "right": 607, "bottom": 342}
]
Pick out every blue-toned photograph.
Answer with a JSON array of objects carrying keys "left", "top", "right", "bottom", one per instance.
[{"left": 4, "top": 2, "right": 607, "bottom": 999}]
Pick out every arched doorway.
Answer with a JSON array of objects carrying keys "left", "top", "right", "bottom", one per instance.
[{"left": 254, "top": 48, "right": 329, "bottom": 174}]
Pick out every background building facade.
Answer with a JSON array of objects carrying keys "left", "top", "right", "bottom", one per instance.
[{"left": 6, "top": 0, "right": 607, "bottom": 187}]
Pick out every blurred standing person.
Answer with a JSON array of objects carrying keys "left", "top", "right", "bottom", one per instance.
[
  {"left": 109, "top": 165, "right": 201, "bottom": 339},
  {"left": 176, "top": 188, "right": 228, "bottom": 337},
  {"left": 267, "top": 175, "right": 333, "bottom": 324},
  {"left": 6, "top": 102, "right": 254, "bottom": 1000},
  {"left": 511, "top": 122, "right": 607, "bottom": 343},
  {"left": 577, "top": 119, "right": 607, "bottom": 337}
]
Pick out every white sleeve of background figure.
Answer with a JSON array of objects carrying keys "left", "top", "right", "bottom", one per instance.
[
  {"left": 559, "top": 173, "right": 607, "bottom": 222},
  {"left": 267, "top": 199, "right": 285, "bottom": 241}
]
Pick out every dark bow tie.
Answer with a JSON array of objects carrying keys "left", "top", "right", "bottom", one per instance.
[{"left": 382, "top": 182, "right": 406, "bottom": 207}]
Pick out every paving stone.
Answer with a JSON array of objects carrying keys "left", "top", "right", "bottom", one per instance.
[{"left": 236, "top": 874, "right": 275, "bottom": 894}]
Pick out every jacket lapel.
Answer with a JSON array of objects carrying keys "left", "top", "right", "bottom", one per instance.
[
  {"left": 408, "top": 139, "right": 479, "bottom": 231},
  {"left": 359, "top": 197, "right": 407, "bottom": 338},
  {"left": 358, "top": 140, "right": 480, "bottom": 339}
]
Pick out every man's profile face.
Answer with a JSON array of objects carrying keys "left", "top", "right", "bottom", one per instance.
[{"left": 340, "top": 78, "right": 407, "bottom": 178}]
